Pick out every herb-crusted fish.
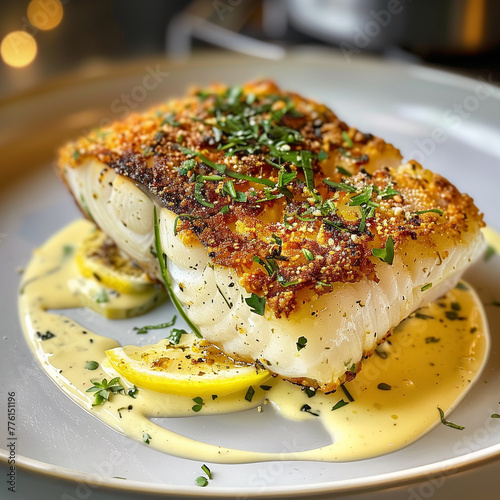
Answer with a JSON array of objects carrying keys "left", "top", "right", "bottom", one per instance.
[{"left": 58, "top": 80, "right": 485, "bottom": 392}]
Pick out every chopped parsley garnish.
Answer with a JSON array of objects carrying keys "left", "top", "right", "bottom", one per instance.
[
  {"left": 295, "top": 212, "right": 316, "bottom": 222},
  {"left": 372, "top": 236, "right": 395, "bottom": 265},
  {"left": 445, "top": 311, "right": 459, "bottom": 321},
  {"left": 167, "top": 328, "right": 188, "bottom": 344},
  {"left": 133, "top": 316, "right": 177, "bottom": 334},
  {"left": 425, "top": 336, "right": 440, "bottom": 344},
  {"left": 415, "top": 209, "right": 444, "bottom": 216},
  {"left": 323, "top": 219, "right": 350, "bottom": 232},
  {"left": 195, "top": 476, "right": 209, "bottom": 487},
  {"left": 283, "top": 215, "right": 293, "bottom": 229},
  {"left": 173, "top": 214, "right": 199, "bottom": 236},
  {"left": 37, "top": 331, "right": 56, "bottom": 341},
  {"left": 271, "top": 234, "right": 283, "bottom": 250},
  {"left": 302, "top": 248, "right": 314, "bottom": 261},
  {"left": 296, "top": 336, "right": 308, "bottom": 351},
  {"left": 143, "top": 432, "right": 152, "bottom": 444},
  {"left": 253, "top": 255, "right": 298, "bottom": 287},
  {"left": 195, "top": 463, "right": 212, "bottom": 487},
  {"left": 86, "top": 377, "right": 125, "bottom": 406},
  {"left": 117, "top": 406, "right": 131, "bottom": 418},
  {"left": 414, "top": 312, "right": 434, "bottom": 320},
  {"left": 294, "top": 150, "right": 315, "bottom": 191},
  {"left": 421, "top": 283, "right": 432, "bottom": 292},
  {"left": 95, "top": 289, "right": 109, "bottom": 304},
  {"left": 377, "top": 383, "right": 392, "bottom": 391},
  {"left": 358, "top": 204, "right": 377, "bottom": 232},
  {"left": 484, "top": 245, "right": 496, "bottom": 261},
  {"left": 85, "top": 360, "right": 99, "bottom": 370},
  {"left": 338, "top": 148, "right": 368, "bottom": 163},
  {"left": 316, "top": 280, "right": 333, "bottom": 288},
  {"left": 492, "top": 414, "right": 500, "bottom": 419},
  {"left": 127, "top": 386, "right": 139, "bottom": 398},
  {"left": 245, "top": 386, "right": 255, "bottom": 402},
  {"left": 222, "top": 179, "right": 247, "bottom": 202},
  {"left": 180, "top": 146, "right": 274, "bottom": 187},
  {"left": 260, "top": 384, "right": 272, "bottom": 391},
  {"left": 245, "top": 293, "right": 266, "bottom": 315},
  {"left": 438, "top": 407, "right": 464, "bottom": 430},
  {"left": 179, "top": 146, "right": 226, "bottom": 173},
  {"left": 178, "top": 158, "right": 195, "bottom": 175},
  {"left": 317, "top": 150, "right": 328, "bottom": 161},
  {"left": 332, "top": 399, "right": 349, "bottom": 411},
  {"left": 320, "top": 198, "right": 337, "bottom": 217},
  {"left": 341, "top": 131, "right": 353, "bottom": 148},
  {"left": 219, "top": 205, "right": 229, "bottom": 214},
  {"left": 194, "top": 464, "right": 212, "bottom": 488},
  {"left": 192, "top": 397, "right": 204, "bottom": 412},
  {"left": 323, "top": 179, "right": 357, "bottom": 193},
  {"left": 62, "top": 244, "right": 74, "bottom": 257},
  {"left": 161, "top": 112, "right": 180, "bottom": 127},
  {"left": 255, "top": 188, "right": 282, "bottom": 203},
  {"left": 178, "top": 90, "right": 349, "bottom": 209},
  {"left": 194, "top": 174, "right": 222, "bottom": 208},
  {"left": 225, "top": 169, "right": 275, "bottom": 187},
  {"left": 300, "top": 404, "right": 319, "bottom": 416},
  {"left": 304, "top": 387, "right": 316, "bottom": 398},
  {"left": 340, "top": 384, "right": 354, "bottom": 402},
  {"left": 346, "top": 362, "right": 356, "bottom": 373},
  {"left": 323, "top": 181, "right": 385, "bottom": 232},
  {"left": 201, "top": 464, "right": 212, "bottom": 479},
  {"left": 336, "top": 166, "right": 352, "bottom": 177},
  {"left": 277, "top": 169, "right": 297, "bottom": 198},
  {"left": 376, "top": 185, "right": 400, "bottom": 199},
  {"left": 348, "top": 185, "right": 379, "bottom": 231}
]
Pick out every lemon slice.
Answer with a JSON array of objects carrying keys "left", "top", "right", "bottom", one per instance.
[
  {"left": 106, "top": 335, "right": 270, "bottom": 397},
  {"left": 67, "top": 274, "right": 167, "bottom": 319},
  {"left": 75, "top": 229, "right": 154, "bottom": 294}
]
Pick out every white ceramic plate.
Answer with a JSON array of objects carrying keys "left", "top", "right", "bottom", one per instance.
[{"left": 1, "top": 50, "right": 500, "bottom": 500}]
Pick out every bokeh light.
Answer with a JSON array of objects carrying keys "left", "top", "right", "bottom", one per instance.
[
  {"left": 0, "top": 31, "right": 38, "bottom": 68},
  {"left": 27, "top": 0, "right": 64, "bottom": 31}
]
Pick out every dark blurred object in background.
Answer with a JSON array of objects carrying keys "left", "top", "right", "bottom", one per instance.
[
  {"left": 1, "top": 0, "right": 499, "bottom": 98},
  {"left": 285, "top": 0, "right": 500, "bottom": 55}
]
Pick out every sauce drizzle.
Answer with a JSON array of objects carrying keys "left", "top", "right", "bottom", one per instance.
[{"left": 18, "top": 220, "right": 490, "bottom": 463}]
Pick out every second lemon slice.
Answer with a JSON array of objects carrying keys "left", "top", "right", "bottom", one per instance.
[
  {"left": 106, "top": 335, "right": 270, "bottom": 397},
  {"left": 76, "top": 229, "right": 154, "bottom": 294}
]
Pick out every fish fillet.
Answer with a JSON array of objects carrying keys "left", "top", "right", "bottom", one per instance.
[{"left": 58, "top": 80, "right": 485, "bottom": 392}]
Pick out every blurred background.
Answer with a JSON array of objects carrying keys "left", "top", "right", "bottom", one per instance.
[
  {"left": 1, "top": 0, "right": 500, "bottom": 98},
  {"left": 1, "top": 4, "right": 500, "bottom": 498}
]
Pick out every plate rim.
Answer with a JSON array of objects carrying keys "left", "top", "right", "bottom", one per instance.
[
  {"left": 2, "top": 442, "right": 500, "bottom": 498},
  {"left": 2, "top": 47, "right": 500, "bottom": 497},
  {"left": 1, "top": 47, "right": 499, "bottom": 110}
]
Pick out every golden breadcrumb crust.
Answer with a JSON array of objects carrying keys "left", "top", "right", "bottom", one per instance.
[{"left": 59, "top": 80, "right": 484, "bottom": 318}]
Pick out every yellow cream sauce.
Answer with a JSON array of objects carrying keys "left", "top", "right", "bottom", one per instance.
[{"left": 18, "top": 220, "right": 490, "bottom": 463}]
